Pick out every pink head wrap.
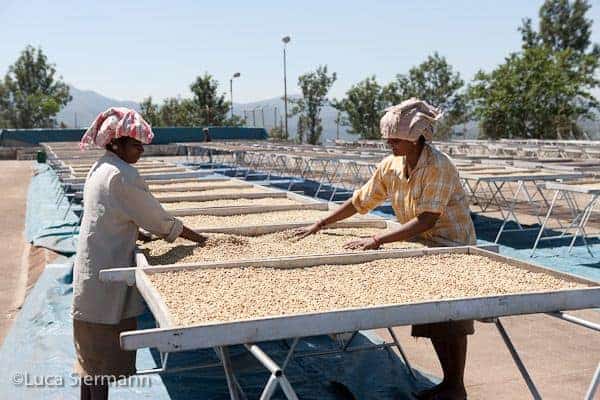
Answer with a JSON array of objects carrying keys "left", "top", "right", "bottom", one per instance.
[
  {"left": 380, "top": 98, "right": 444, "bottom": 142},
  {"left": 79, "top": 107, "right": 155, "bottom": 150}
]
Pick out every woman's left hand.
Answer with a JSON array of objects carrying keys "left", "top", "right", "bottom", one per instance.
[{"left": 343, "top": 237, "right": 381, "bottom": 251}]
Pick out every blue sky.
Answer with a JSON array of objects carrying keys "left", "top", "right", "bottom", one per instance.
[{"left": 1, "top": 0, "right": 599, "bottom": 103}]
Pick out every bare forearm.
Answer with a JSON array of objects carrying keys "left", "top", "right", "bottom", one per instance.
[
  {"left": 294, "top": 198, "right": 360, "bottom": 239},
  {"left": 318, "top": 198, "right": 358, "bottom": 228},
  {"left": 375, "top": 213, "right": 438, "bottom": 245}
]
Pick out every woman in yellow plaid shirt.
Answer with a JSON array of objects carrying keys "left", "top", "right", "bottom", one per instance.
[{"left": 296, "top": 98, "right": 476, "bottom": 400}]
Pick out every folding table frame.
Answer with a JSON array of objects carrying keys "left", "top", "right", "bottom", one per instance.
[
  {"left": 460, "top": 171, "right": 584, "bottom": 243},
  {"left": 531, "top": 182, "right": 600, "bottom": 257},
  {"left": 100, "top": 247, "right": 600, "bottom": 400}
]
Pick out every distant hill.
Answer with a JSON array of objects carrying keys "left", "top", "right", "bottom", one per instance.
[
  {"left": 56, "top": 86, "right": 600, "bottom": 142},
  {"left": 55, "top": 87, "right": 354, "bottom": 142},
  {"left": 56, "top": 85, "right": 141, "bottom": 128}
]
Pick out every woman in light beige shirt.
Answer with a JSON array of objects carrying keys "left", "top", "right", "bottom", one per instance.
[{"left": 73, "top": 108, "right": 205, "bottom": 400}]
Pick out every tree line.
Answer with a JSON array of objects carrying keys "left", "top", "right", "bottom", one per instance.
[
  {"left": 1, "top": 0, "right": 598, "bottom": 144},
  {"left": 139, "top": 74, "right": 243, "bottom": 128},
  {"left": 294, "top": 0, "right": 599, "bottom": 143}
]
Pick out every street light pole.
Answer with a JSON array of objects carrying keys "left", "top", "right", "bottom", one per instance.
[
  {"left": 281, "top": 35, "right": 291, "bottom": 140},
  {"left": 230, "top": 72, "right": 241, "bottom": 120}
]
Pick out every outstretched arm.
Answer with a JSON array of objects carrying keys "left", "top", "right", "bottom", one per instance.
[
  {"left": 294, "top": 198, "right": 358, "bottom": 239},
  {"left": 137, "top": 225, "right": 207, "bottom": 244},
  {"left": 297, "top": 158, "right": 391, "bottom": 239},
  {"left": 344, "top": 212, "right": 440, "bottom": 250}
]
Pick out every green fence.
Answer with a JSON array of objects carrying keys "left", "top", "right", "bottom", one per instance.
[{"left": 0, "top": 127, "right": 267, "bottom": 146}]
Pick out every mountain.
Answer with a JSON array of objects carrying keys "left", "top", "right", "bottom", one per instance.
[
  {"left": 56, "top": 85, "right": 140, "bottom": 128},
  {"left": 55, "top": 87, "right": 354, "bottom": 142},
  {"left": 47, "top": 85, "right": 600, "bottom": 141}
]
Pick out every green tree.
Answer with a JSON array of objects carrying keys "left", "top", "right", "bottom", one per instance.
[
  {"left": 334, "top": 111, "right": 346, "bottom": 140},
  {"left": 333, "top": 76, "right": 388, "bottom": 139},
  {"left": 0, "top": 81, "right": 9, "bottom": 127},
  {"left": 290, "top": 65, "right": 337, "bottom": 144},
  {"left": 158, "top": 97, "right": 196, "bottom": 126},
  {"left": 139, "top": 74, "right": 243, "bottom": 127},
  {"left": 470, "top": 0, "right": 599, "bottom": 139},
  {"left": 296, "top": 114, "right": 308, "bottom": 144},
  {"left": 190, "top": 73, "right": 231, "bottom": 126},
  {"left": 520, "top": 0, "right": 599, "bottom": 87},
  {"left": 520, "top": 0, "right": 598, "bottom": 54},
  {"left": 385, "top": 53, "right": 466, "bottom": 139},
  {"left": 0, "top": 46, "right": 71, "bottom": 128},
  {"left": 468, "top": 46, "right": 597, "bottom": 139},
  {"left": 268, "top": 125, "right": 285, "bottom": 140},
  {"left": 140, "top": 96, "right": 161, "bottom": 126}
]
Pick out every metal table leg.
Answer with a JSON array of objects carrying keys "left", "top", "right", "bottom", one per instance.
[
  {"left": 585, "top": 362, "right": 600, "bottom": 400},
  {"left": 245, "top": 343, "right": 300, "bottom": 400},
  {"left": 219, "top": 346, "right": 244, "bottom": 400},
  {"left": 387, "top": 327, "right": 417, "bottom": 380},
  {"left": 531, "top": 189, "right": 560, "bottom": 257},
  {"left": 495, "top": 180, "right": 524, "bottom": 243},
  {"left": 545, "top": 312, "right": 600, "bottom": 400},
  {"left": 495, "top": 319, "right": 542, "bottom": 400},
  {"left": 568, "top": 194, "right": 598, "bottom": 256}
]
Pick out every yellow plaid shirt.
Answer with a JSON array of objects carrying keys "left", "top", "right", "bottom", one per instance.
[{"left": 352, "top": 144, "right": 476, "bottom": 245}]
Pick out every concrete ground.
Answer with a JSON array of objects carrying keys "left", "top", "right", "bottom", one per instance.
[
  {"left": 377, "top": 309, "right": 600, "bottom": 399},
  {"left": 0, "top": 161, "right": 33, "bottom": 345}
]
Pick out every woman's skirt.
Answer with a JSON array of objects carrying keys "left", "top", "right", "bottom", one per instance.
[{"left": 73, "top": 317, "right": 137, "bottom": 380}]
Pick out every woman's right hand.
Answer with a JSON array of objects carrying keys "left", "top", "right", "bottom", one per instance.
[
  {"left": 180, "top": 226, "right": 208, "bottom": 246},
  {"left": 293, "top": 221, "right": 322, "bottom": 240}
]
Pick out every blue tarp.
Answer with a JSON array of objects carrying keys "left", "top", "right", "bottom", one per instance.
[
  {"left": 25, "top": 164, "right": 79, "bottom": 255},
  {"left": 472, "top": 215, "right": 600, "bottom": 283},
  {"left": 0, "top": 262, "right": 435, "bottom": 399},
  {"left": 0, "top": 263, "right": 171, "bottom": 399},
  {"left": 4, "top": 165, "right": 438, "bottom": 399}
]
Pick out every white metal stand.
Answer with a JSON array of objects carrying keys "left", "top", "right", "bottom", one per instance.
[
  {"left": 531, "top": 186, "right": 600, "bottom": 257},
  {"left": 131, "top": 313, "right": 599, "bottom": 400},
  {"left": 490, "top": 313, "right": 600, "bottom": 400}
]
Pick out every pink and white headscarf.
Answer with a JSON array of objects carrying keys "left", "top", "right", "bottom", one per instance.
[
  {"left": 380, "top": 98, "right": 444, "bottom": 142},
  {"left": 79, "top": 107, "right": 155, "bottom": 150}
]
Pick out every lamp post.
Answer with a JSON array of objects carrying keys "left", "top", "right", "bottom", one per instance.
[
  {"left": 230, "top": 72, "right": 241, "bottom": 119},
  {"left": 281, "top": 35, "right": 291, "bottom": 140}
]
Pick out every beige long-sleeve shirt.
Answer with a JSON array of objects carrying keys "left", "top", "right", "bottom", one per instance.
[{"left": 72, "top": 151, "right": 183, "bottom": 324}]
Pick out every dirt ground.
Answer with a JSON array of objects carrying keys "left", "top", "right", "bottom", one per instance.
[
  {"left": 0, "top": 161, "right": 60, "bottom": 347},
  {"left": 0, "top": 161, "right": 34, "bottom": 344},
  {"left": 377, "top": 309, "right": 600, "bottom": 399}
]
